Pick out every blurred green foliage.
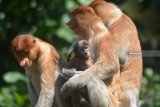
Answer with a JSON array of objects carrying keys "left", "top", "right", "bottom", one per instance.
[
  {"left": 140, "top": 68, "right": 160, "bottom": 107},
  {"left": 0, "top": 72, "right": 29, "bottom": 107},
  {"left": 0, "top": 0, "right": 160, "bottom": 107}
]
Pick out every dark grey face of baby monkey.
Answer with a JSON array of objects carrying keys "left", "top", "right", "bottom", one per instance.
[{"left": 74, "top": 40, "right": 91, "bottom": 59}]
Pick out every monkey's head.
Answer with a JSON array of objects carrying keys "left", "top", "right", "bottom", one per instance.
[
  {"left": 74, "top": 40, "right": 90, "bottom": 59},
  {"left": 90, "top": 0, "right": 106, "bottom": 7},
  {"left": 67, "top": 6, "right": 102, "bottom": 40},
  {"left": 90, "top": 0, "right": 120, "bottom": 24},
  {"left": 11, "top": 35, "right": 40, "bottom": 67}
]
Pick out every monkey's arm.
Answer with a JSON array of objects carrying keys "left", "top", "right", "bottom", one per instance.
[
  {"left": 28, "top": 79, "right": 38, "bottom": 107},
  {"left": 35, "top": 60, "right": 55, "bottom": 107},
  {"left": 61, "top": 40, "right": 120, "bottom": 97},
  {"left": 62, "top": 68, "right": 83, "bottom": 80}
]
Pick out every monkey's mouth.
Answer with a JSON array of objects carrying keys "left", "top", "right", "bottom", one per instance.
[
  {"left": 66, "top": 20, "right": 77, "bottom": 30},
  {"left": 67, "top": 24, "right": 75, "bottom": 30},
  {"left": 84, "top": 49, "right": 91, "bottom": 58}
]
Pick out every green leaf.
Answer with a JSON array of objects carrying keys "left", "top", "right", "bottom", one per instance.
[
  {"left": 142, "top": 77, "right": 148, "bottom": 86},
  {"left": 65, "top": 1, "right": 77, "bottom": 11},
  {"left": 13, "top": 92, "right": 26, "bottom": 106},
  {"left": 56, "top": 25, "right": 75, "bottom": 43},
  {"left": 78, "top": 0, "right": 92, "bottom": 5},
  {"left": 145, "top": 68, "right": 153, "bottom": 78},
  {"left": 45, "top": 19, "right": 57, "bottom": 27},
  {"left": 3, "top": 71, "right": 26, "bottom": 84}
]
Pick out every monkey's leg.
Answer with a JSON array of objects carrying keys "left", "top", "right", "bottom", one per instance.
[
  {"left": 28, "top": 79, "right": 38, "bottom": 107},
  {"left": 71, "top": 90, "right": 91, "bottom": 107},
  {"left": 87, "top": 77, "right": 119, "bottom": 107},
  {"left": 120, "top": 89, "right": 139, "bottom": 107},
  {"left": 54, "top": 75, "right": 72, "bottom": 107}
]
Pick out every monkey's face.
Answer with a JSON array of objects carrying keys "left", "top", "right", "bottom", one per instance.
[
  {"left": 67, "top": 6, "right": 100, "bottom": 40},
  {"left": 11, "top": 35, "right": 39, "bottom": 67},
  {"left": 74, "top": 40, "right": 91, "bottom": 59},
  {"left": 67, "top": 16, "right": 87, "bottom": 38}
]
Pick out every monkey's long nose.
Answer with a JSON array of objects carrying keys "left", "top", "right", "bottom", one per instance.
[
  {"left": 66, "top": 21, "right": 71, "bottom": 26},
  {"left": 66, "top": 20, "right": 74, "bottom": 29}
]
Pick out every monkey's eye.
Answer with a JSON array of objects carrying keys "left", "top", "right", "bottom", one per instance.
[
  {"left": 33, "top": 39, "right": 36, "bottom": 43},
  {"left": 84, "top": 46, "right": 88, "bottom": 49}
]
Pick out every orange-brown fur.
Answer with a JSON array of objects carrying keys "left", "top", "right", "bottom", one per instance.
[
  {"left": 11, "top": 35, "right": 61, "bottom": 107},
  {"left": 90, "top": 0, "right": 142, "bottom": 106},
  {"left": 61, "top": 6, "right": 120, "bottom": 107}
]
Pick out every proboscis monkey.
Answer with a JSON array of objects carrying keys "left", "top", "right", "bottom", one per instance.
[
  {"left": 68, "top": 40, "right": 91, "bottom": 70},
  {"left": 11, "top": 34, "right": 69, "bottom": 107},
  {"left": 63, "top": 40, "right": 92, "bottom": 80},
  {"left": 64, "top": 40, "right": 91, "bottom": 107},
  {"left": 89, "top": 0, "right": 142, "bottom": 106},
  {"left": 61, "top": 6, "right": 120, "bottom": 107}
]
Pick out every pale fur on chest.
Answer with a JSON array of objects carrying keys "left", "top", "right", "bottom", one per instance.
[
  {"left": 25, "top": 40, "right": 53, "bottom": 95},
  {"left": 25, "top": 65, "right": 41, "bottom": 94}
]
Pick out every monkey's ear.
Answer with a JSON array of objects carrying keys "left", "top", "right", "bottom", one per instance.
[
  {"left": 33, "top": 39, "right": 36, "bottom": 43},
  {"left": 87, "top": 7, "right": 95, "bottom": 15}
]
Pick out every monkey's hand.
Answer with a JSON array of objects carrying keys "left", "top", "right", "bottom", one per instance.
[
  {"left": 61, "top": 68, "right": 91, "bottom": 98},
  {"left": 62, "top": 68, "right": 83, "bottom": 80},
  {"left": 61, "top": 75, "right": 81, "bottom": 98}
]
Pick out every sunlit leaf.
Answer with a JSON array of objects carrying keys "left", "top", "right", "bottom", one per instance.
[
  {"left": 145, "top": 68, "right": 153, "bottom": 78},
  {"left": 45, "top": 19, "right": 57, "bottom": 27},
  {"left": 66, "top": 0, "right": 77, "bottom": 11},
  {"left": 3, "top": 72, "right": 26, "bottom": 84},
  {"left": 13, "top": 92, "right": 26, "bottom": 106},
  {"left": 56, "top": 26, "right": 75, "bottom": 43},
  {"left": 78, "top": 0, "right": 92, "bottom": 5}
]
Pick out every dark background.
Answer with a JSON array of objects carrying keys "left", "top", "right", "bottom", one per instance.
[{"left": 0, "top": 0, "right": 160, "bottom": 107}]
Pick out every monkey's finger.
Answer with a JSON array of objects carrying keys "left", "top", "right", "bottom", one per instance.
[{"left": 20, "top": 61, "right": 25, "bottom": 67}]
